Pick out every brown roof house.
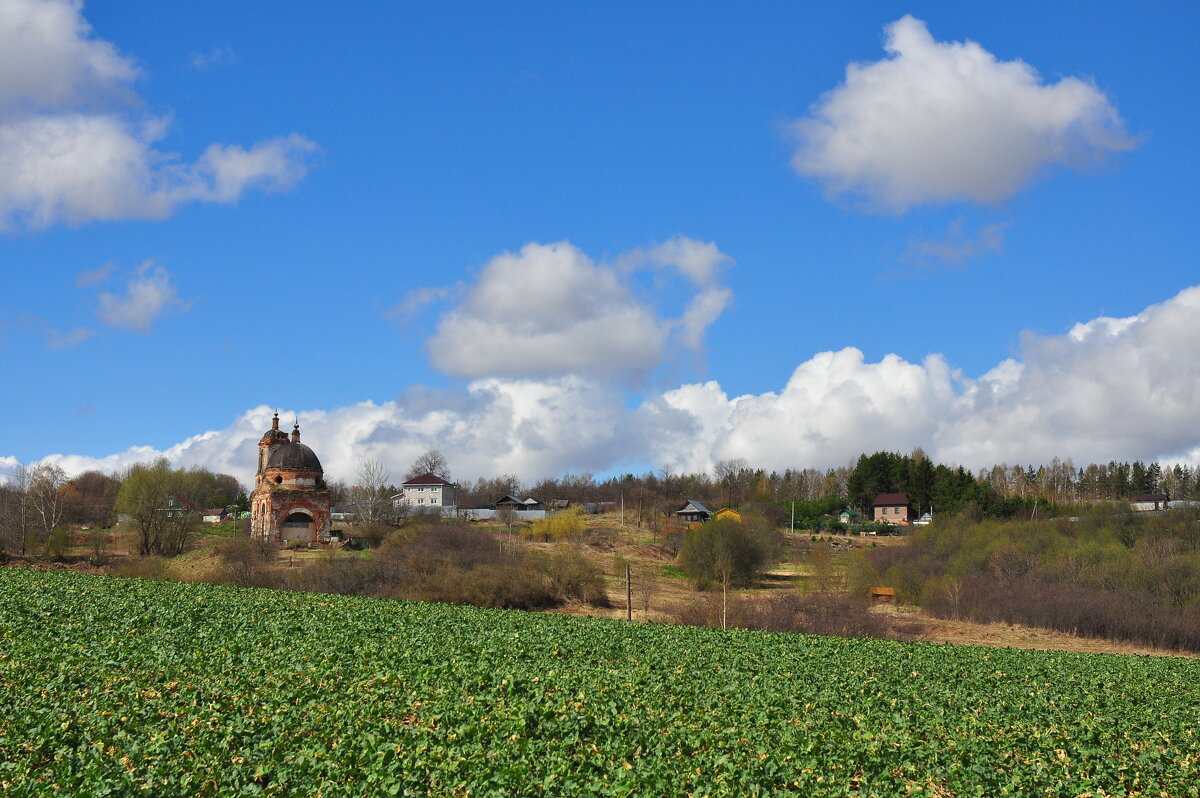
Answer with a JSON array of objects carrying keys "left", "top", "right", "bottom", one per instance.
[
  {"left": 250, "top": 413, "right": 331, "bottom": 544},
  {"left": 873, "top": 493, "right": 912, "bottom": 525},
  {"left": 393, "top": 472, "right": 456, "bottom": 513},
  {"left": 1130, "top": 493, "right": 1170, "bottom": 512}
]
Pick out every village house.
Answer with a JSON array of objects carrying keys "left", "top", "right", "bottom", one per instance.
[
  {"left": 873, "top": 493, "right": 912, "bottom": 525},
  {"left": 495, "top": 495, "right": 542, "bottom": 511},
  {"left": 675, "top": 499, "right": 712, "bottom": 526},
  {"left": 201, "top": 508, "right": 226, "bottom": 524},
  {"left": 1130, "top": 493, "right": 1170, "bottom": 512},
  {"left": 393, "top": 472, "right": 456, "bottom": 512}
]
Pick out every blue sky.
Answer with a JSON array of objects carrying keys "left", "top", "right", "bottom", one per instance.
[{"left": 2, "top": 1, "right": 1198, "bottom": 487}]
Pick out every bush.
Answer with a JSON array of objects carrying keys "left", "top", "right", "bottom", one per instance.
[
  {"left": 111, "top": 557, "right": 169, "bottom": 581},
  {"left": 678, "top": 518, "right": 777, "bottom": 590},
  {"left": 535, "top": 547, "right": 611, "bottom": 606},
  {"left": 217, "top": 536, "right": 279, "bottom": 588},
  {"left": 44, "top": 527, "right": 70, "bottom": 560},
  {"left": 665, "top": 593, "right": 918, "bottom": 641},
  {"left": 524, "top": 508, "right": 585, "bottom": 542}
]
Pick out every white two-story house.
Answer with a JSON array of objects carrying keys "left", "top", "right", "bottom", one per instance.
[{"left": 392, "top": 472, "right": 456, "bottom": 512}]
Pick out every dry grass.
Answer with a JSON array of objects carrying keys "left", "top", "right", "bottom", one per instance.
[{"left": 9, "top": 513, "right": 1194, "bottom": 659}]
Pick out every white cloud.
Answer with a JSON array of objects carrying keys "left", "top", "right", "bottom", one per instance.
[
  {"left": 425, "top": 238, "right": 732, "bottom": 380},
  {"left": 0, "top": 0, "right": 137, "bottom": 114},
  {"left": 791, "top": 15, "right": 1134, "bottom": 211},
  {"left": 23, "top": 286, "right": 1200, "bottom": 484},
  {"left": 647, "top": 349, "right": 957, "bottom": 476},
  {"left": 95, "top": 261, "right": 186, "bottom": 332},
  {"left": 0, "top": 0, "right": 314, "bottom": 232},
  {"left": 39, "top": 382, "right": 642, "bottom": 488},
  {"left": 656, "top": 286, "right": 1200, "bottom": 473}
]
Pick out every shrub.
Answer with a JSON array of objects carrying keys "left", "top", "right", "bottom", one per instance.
[
  {"left": 44, "top": 527, "right": 70, "bottom": 560},
  {"left": 678, "top": 518, "right": 777, "bottom": 590},
  {"left": 665, "top": 593, "right": 918, "bottom": 641},
  {"left": 111, "top": 557, "right": 169, "bottom": 581},
  {"left": 536, "top": 547, "right": 611, "bottom": 606},
  {"left": 217, "top": 536, "right": 279, "bottom": 588},
  {"left": 524, "top": 508, "right": 585, "bottom": 542}
]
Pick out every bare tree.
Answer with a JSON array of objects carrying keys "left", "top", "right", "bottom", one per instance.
[
  {"left": 1, "top": 464, "right": 33, "bottom": 555},
  {"left": 353, "top": 458, "right": 393, "bottom": 526},
  {"left": 713, "top": 458, "right": 748, "bottom": 508},
  {"left": 406, "top": 450, "right": 450, "bottom": 481},
  {"left": 636, "top": 566, "right": 658, "bottom": 614},
  {"left": 28, "top": 463, "right": 68, "bottom": 550}
]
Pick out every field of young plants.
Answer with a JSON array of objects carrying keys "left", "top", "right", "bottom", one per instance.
[{"left": 2, "top": 569, "right": 1199, "bottom": 796}]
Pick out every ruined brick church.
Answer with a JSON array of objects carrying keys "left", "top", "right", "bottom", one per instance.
[{"left": 250, "top": 413, "right": 331, "bottom": 543}]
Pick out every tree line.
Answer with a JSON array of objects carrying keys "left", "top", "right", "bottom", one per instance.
[{"left": 4, "top": 446, "right": 1197, "bottom": 557}]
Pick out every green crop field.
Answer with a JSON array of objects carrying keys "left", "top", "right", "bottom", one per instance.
[{"left": 1, "top": 570, "right": 1198, "bottom": 796}]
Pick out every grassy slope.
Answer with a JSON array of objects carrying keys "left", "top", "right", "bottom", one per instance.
[{"left": 2, "top": 569, "right": 1200, "bottom": 796}]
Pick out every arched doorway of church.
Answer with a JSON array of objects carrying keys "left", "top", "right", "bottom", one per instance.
[{"left": 281, "top": 510, "right": 315, "bottom": 543}]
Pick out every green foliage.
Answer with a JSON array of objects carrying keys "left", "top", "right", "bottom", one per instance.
[
  {"left": 524, "top": 507, "right": 585, "bottom": 541},
  {"left": 773, "top": 495, "right": 845, "bottom": 530},
  {"left": 679, "top": 517, "right": 776, "bottom": 589},
  {"left": 4, "top": 569, "right": 1200, "bottom": 795},
  {"left": 43, "top": 526, "right": 69, "bottom": 560},
  {"left": 114, "top": 459, "right": 206, "bottom": 556},
  {"left": 863, "top": 507, "right": 1200, "bottom": 649}
]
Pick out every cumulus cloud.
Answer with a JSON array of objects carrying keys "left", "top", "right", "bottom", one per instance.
[
  {"left": 425, "top": 238, "right": 732, "bottom": 380},
  {"left": 935, "top": 287, "right": 1200, "bottom": 468},
  {"left": 22, "top": 286, "right": 1200, "bottom": 484},
  {"left": 655, "top": 286, "right": 1200, "bottom": 474},
  {"left": 791, "top": 15, "right": 1134, "bottom": 211},
  {"left": 39, "top": 381, "right": 642, "bottom": 488},
  {"left": 95, "top": 261, "right": 187, "bottom": 332},
  {"left": 647, "top": 349, "right": 958, "bottom": 475},
  {"left": 0, "top": 0, "right": 314, "bottom": 232}
]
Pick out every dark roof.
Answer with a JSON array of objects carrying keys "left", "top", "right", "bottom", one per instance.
[
  {"left": 495, "top": 495, "right": 523, "bottom": 506},
  {"left": 1131, "top": 493, "right": 1169, "bottom": 502},
  {"left": 404, "top": 472, "right": 453, "bottom": 486},
  {"left": 266, "top": 442, "right": 323, "bottom": 473},
  {"left": 873, "top": 493, "right": 909, "bottom": 506},
  {"left": 675, "top": 499, "right": 711, "bottom": 515}
]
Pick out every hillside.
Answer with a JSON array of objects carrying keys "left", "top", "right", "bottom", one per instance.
[{"left": 3, "top": 569, "right": 1199, "bottom": 796}]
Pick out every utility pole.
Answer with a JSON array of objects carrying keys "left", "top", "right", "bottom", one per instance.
[
  {"left": 626, "top": 564, "right": 633, "bottom": 621},
  {"left": 620, "top": 490, "right": 624, "bottom": 526},
  {"left": 790, "top": 501, "right": 795, "bottom": 534}
]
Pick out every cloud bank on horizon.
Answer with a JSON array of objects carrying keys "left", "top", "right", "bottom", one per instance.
[
  {"left": 36, "top": 272, "right": 1200, "bottom": 487},
  {"left": 790, "top": 15, "right": 1134, "bottom": 212},
  {"left": 0, "top": 0, "right": 315, "bottom": 231}
]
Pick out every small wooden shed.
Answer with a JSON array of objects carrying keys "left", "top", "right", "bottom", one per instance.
[{"left": 869, "top": 586, "right": 896, "bottom": 605}]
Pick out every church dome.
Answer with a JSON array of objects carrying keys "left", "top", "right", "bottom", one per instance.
[{"left": 266, "top": 442, "right": 323, "bottom": 473}]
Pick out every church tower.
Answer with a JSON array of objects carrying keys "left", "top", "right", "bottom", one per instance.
[{"left": 250, "top": 412, "right": 332, "bottom": 543}]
